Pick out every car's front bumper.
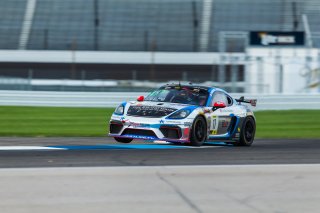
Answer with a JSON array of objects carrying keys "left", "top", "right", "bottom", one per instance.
[{"left": 108, "top": 115, "right": 191, "bottom": 143}]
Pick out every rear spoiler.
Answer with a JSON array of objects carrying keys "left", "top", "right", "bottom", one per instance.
[{"left": 235, "top": 96, "right": 257, "bottom": 107}]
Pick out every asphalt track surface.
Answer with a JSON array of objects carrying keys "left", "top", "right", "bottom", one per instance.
[
  {"left": 1, "top": 138, "right": 320, "bottom": 213},
  {"left": 0, "top": 137, "right": 320, "bottom": 168}
]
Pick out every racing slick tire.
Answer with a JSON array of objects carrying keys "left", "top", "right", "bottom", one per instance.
[
  {"left": 114, "top": 137, "right": 133, "bottom": 143},
  {"left": 236, "top": 116, "right": 256, "bottom": 146},
  {"left": 190, "top": 116, "right": 207, "bottom": 146}
]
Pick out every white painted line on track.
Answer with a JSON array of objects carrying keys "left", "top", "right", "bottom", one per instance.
[
  {"left": 1, "top": 164, "right": 320, "bottom": 172},
  {"left": 49, "top": 163, "right": 320, "bottom": 171},
  {"left": 0, "top": 143, "right": 224, "bottom": 151},
  {"left": 125, "top": 163, "right": 320, "bottom": 169},
  {"left": 192, "top": 146, "right": 225, "bottom": 148},
  {"left": 0, "top": 146, "right": 66, "bottom": 151}
]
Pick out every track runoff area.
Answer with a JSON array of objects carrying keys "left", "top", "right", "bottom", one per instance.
[{"left": 1, "top": 138, "right": 320, "bottom": 213}]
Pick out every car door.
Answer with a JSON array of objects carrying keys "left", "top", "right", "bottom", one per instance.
[{"left": 208, "top": 91, "right": 234, "bottom": 137}]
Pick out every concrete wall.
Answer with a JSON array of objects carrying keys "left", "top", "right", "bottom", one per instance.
[
  {"left": 246, "top": 47, "right": 320, "bottom": 94},
  {"left": 0, "top": 90, "right": 319, "bottom": 110}
]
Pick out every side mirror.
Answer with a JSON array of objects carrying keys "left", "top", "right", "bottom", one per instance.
[
  {"left": 213, "top": 101, "right": 226, "bottom": 108},
  {"left": 137, "top": 96, "right": 144, "bottom": 102}
]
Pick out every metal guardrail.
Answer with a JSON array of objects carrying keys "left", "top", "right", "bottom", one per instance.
[{"left": 0, "top": 90, "right": 320, "bottom": 110}]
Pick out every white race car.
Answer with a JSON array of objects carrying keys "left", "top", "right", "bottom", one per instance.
[{"left": 109, "top": 84, "right": 257, "bottom": 146}]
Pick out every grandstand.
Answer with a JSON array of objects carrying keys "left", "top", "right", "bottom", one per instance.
[{"left": 0, "top": 0, "right": 320, "bottom": 51}]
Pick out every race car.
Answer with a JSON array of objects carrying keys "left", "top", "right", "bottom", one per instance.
[{"left": 108, "top": 84, "right": 257, "bottom": 146}]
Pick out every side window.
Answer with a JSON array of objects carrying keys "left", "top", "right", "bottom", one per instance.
[
  {"left": 211, "top": 92, "right": 228, "bottom": 106},
  {"left": 226, "top": 95, "right": 233, "bottom": 106}
]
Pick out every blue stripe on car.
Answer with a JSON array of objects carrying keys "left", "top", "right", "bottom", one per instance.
[{"left": 206, "top": 88, "right": 216, "bottom": 106}]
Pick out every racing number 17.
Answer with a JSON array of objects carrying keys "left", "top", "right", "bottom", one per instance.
[{"left": 210, "top": 116, "right": 218, "bottom": 135}]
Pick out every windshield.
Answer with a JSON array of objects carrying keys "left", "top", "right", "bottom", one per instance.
[{"left": 145, "top": 86, "right": 209, "bottom": 106}]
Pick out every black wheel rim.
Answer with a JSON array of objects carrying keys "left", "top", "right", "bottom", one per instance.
[
  {"left": 245, "top": 121, "right": 254, "bottom": 142},
  {"left": 195, "top": 120, "right": 205, "bottom": 141}
]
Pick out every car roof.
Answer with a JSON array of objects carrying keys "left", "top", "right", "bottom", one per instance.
[
  {"left": 159, "top": 84, "right": 231, "bottom": 95},
  {"left": 160, "top": 84, "right": 214, "bottom": 91}
]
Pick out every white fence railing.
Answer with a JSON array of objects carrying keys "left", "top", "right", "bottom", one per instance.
[{"left": 0, "top": 90, "right": 319, "bottom": 110}]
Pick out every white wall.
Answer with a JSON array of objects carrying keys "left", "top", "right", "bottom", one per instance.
[
  {"left": 246, "top": 47, "right": 320, "bottom": 94},
  {"left": 0, "top": 49, "right": 319, "bottom": 94},
  {"left": 1, "top": 90, "right": 320, "bottom": 110},
  {"left": 0, "top": 50, "right": 244, "bottom": 65}
]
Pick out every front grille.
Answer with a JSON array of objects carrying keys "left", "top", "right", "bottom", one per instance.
[
  {"left": 109, "top": 121, "right": 123, "bottom": 134},
  {"left": 160, "top": 126, "right": 181, "bottom": 139},
  {"left": 127, "top": 105, "right": 176, "bottom": 117},
  {"left": 122, "top": 128, "right": 157, "bottom": 137}
]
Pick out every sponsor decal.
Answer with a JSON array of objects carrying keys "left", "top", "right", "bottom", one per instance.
[
  {"left": 235, "top": 133, "right": 240, "bottom": 137},
  {"left": 237, "top": 127, "right": 241, "bottom": 132},
  {"left": 221, "top": 120, "right": 229, "bottom": 128},
  {"left": 165, "top": 120, "right": 182, "bottom": 124},
  {"left": 123, "top": 134, "right": 156, "bottom": 140},
  {"left": 128, "top": 105, "right": 176, "bottom": 117},
  {"left": 260, "top": 33, "right": 295, "bottom": 45},
  {"left": 203, "top": 108, "right": 211, "bottom": 114},
  {"left": 184, "top": 122, "right": 192, "bottom": 127},
  {"left": 250, "top": 31, "right": 304, "bottom": 46},
  {"left": 220, "top": 109, "right": 233, "bottom": 113},
  {"left": 128, "top": 122, "right": 150, "bottom": 128},
  {"left": 171, "top": 103, "right": 185, "bottom": 106},
  {"left": 159, "top": 119, "right": 164, "bottom": 124},
  {"left": 120, "top": 116, "right": 129, "bottom": 124},
  {"left": 210, "top": 130, "right": 217, "bottom": 135}
]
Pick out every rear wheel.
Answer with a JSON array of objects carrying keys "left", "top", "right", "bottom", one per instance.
[
  {"left": 236, "top": 116, "right": 256, "bottom": 146},
  {"left": 114, "top": 137, "right": 133, "bottom": 143},
  {"left": 190, "top": 116, "right": 207, "bottom": 146}
]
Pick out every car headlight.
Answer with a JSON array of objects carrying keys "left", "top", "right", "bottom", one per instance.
[
  {"left": 114, "top": 104, "right": 125, "bottom": 115},
  {"left": 168, "top": 109, "right": 192, "bottom": 119}
]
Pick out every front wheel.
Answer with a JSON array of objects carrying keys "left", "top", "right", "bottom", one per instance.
[
  {"left": 236, "top": 116, "right": 256, "bottom": 146},
  {"left": 190, "top": 116, "right": 207, "bottom": 146},
  {"left": 114, "top": 137, "right": 133, "bottom": 143}
]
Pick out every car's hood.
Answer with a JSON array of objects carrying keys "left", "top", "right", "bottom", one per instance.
[{"left": 125, "top": 101, "right": 192, "bottom": 117}]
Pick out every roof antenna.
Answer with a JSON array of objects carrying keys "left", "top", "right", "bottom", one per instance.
[{"left": 178, "top": 81, "right": 181, "bottom": 87}]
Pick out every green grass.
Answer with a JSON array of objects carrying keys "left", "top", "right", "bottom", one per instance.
[
  {"left": 0, "top": 106, "right": 319, "bottom": 138},
  {"left": 255, "top": 110, "right": 320, "bottom": 138},
  {"left": 0, "top": 106, "right": 114, "bottom": 137}
]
